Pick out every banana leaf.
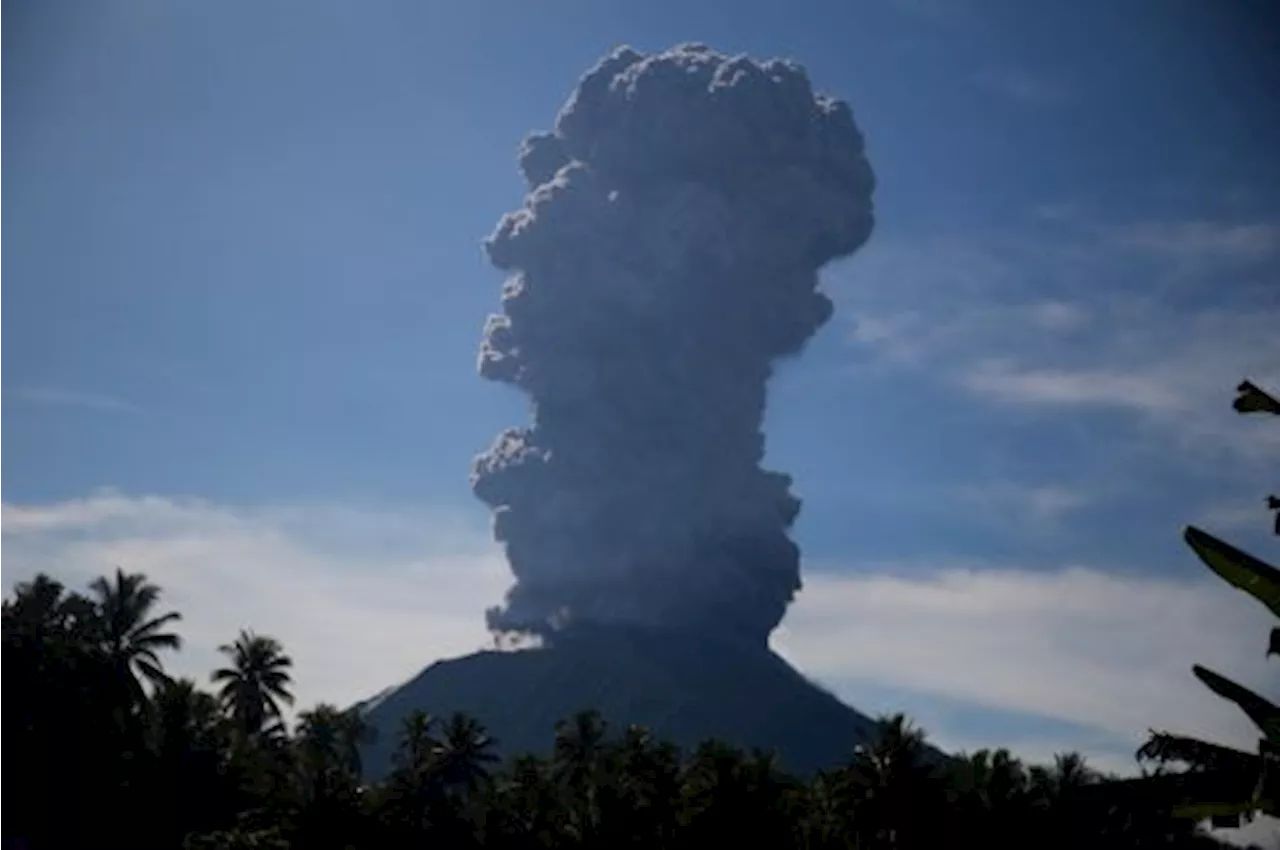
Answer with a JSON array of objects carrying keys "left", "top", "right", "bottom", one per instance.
[
  {"left": 1192, "top": 665, "right": 1280, "bottom": 743},
  {"left": 1136, "top": 732, "right": 1259, "bottom": 772},
  {"left": 1184, "top": 526, "right": 1280, "bottom": 619},
  {"left": 1234, "top": 381, "right": 1280, "bottom": 415},
  {"left": 1083, "top": 766, "right": 1257, "bottom": 812},
  {"left": 1172, "top": 800, "right": 1254, "bottom": 829}
]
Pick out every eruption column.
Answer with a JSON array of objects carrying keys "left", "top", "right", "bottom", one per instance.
[{"left": 472, "top": 43, "right": 875, "bottom": 646}]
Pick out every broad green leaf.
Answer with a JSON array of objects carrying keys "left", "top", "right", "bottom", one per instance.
[
  {"left": 1234, "top": 381, "right": 1280, "bottom": 416},
  {"left": 1173, "top": 800, "right": 1253, "bottom": 826},
  {"left": 1184, "top": 526, "right": 1280, "bottom": 619},
  {"left": 1137, "top": 732, "right": 1259, "bottom": 771},
  {"left": 1193, "top": 665, "right": 1280, "bottom": 743}
]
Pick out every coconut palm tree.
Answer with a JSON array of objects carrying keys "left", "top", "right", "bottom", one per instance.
[
  {"left": 292, "top": 702, "right": 375, "bottom": 848},
  {"left": 393, "top": 709, "right": 439, "bottom": 776},
  {"left": 151, "top": 677, "right": 223, "bottom": 755},
  {"left": 87, "top": 568, "right": 183, "bottom": 701},
  {"left": 4, "top": 573, "right": 71, "bottom": 634},
  {"left": 843, "top": 713, "right": 945, "bottom": 849},
  {"left": 3, "top": 573, "right": 99, "bottom": 680},
  {"left": 371, "top": 710, "right": 448, "bottom": 845},
  {"left": 295, "top": 703, "right": 373, "bottom": 779},
  {"left": 553, "top": 709, "right": 609, "bottom": 791},
  {"left": 486, "top": 753, "right": 561, "bottom": 846},
  {"left": 212, "top": 629, "right": 294, "bottom": 739},
  {"left": 147, "top": 677, "right": 231, "bottom": 845},
  {"left": 434, "top": 711, "right": 499, "bottom": 795},
  {"left": 551, "top": 709, "right": 611, "bottom": 842},
  {"left": 610, "top": 724, "right": 682, "bottom": 829}
]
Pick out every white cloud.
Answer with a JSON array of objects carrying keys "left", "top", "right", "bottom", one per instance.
[
  {"left": 8, "top": 386, "right": 143, "bottom": 414},
  {"left": 833, "top": 218, "right": 1280, "bottom": 464},
  {"left": 959, "top": 359, "right": 1186, "bottom": 413},
  {"left": 4, "top": 491, "right": 1275, "bottom": 788},
  {"left": 1111, "top": 221, "right": 1280, "bottom": 266},
  {"left": 1027, "top": 300, "right": 1089, "bottom": 331},
  {"left": 952, "top": 481, "right": 1092, "bottom": 532},
  {"left": 2, "top": 492, "right": 509, "bottom": 711},
  {"left": 1197, "top": 499, "right": 1279, "bottom": 536},
  {"left": 774, "top": 565, "right": 1275, "bottom": 758}
]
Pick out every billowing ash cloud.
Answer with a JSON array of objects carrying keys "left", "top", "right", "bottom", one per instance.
[{"left": 472, "top": 43, "right": 875, "bottom": 646}]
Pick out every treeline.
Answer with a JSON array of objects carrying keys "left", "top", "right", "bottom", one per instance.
[{"left": 3, "top": 570, "right": 1259, "bottom": 850}]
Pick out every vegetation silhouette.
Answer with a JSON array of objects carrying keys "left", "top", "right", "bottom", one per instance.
[
  {"left": 1116, "top": 379, "right": 1279, "bottom": 830},
  {"left": 6, "top": 552, "right": 1275, "bottom": 848}
]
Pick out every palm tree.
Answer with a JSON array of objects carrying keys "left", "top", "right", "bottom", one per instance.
[
  {"left": 394, "top": 709, "right": 440, "bottom": 776},
  {"left": 378, "top": 712, "right": 496, "bottom": 847},
  {"left": 293, "top": 702, "right": 375, "bottom": 848},
  {"left": 612, "top": 724, "right": 682, "bottom": 814},
  {"left": 589, "top": 724, "right": 683, "bottom": 848},
  {"left": 148, "top": 678, "right": 230, "bottom": 844},
  {"left": 843, "top": 713, "right": 945, "bottom": 848},
  {"left": 487, "top": 753, "right": 561, "bottom": 845},
  {"left": 3, "top": 573, "right": 99, "bottom": 673},
  {"left": 212, "top": 629, "right": 294, "bottom": 739},
  {"left": 87, "top": 568, "right": 183, "bottom": 701},
  {"left": 374, "top": 710, "right": 445, "bottom": 844},
  {"left": 553, "top": 709, "right": 609, "bottom": 791},
  {"left": 3, "top": 574, "right": 70, "bottom": 634},
  {"left": 945, "top": 748, "right": 1040, "bottom": 840},
  {"left": 433, "top": 712, "right": 499, "bottom": 795},
  {"left": 151, "top": 677, "right": 222, "bottom": 754},
  {"left": 552, "top": 709, "right": 610, "bottom": 842},
  {"left": 1050, "top": 752, "right": 1096, "bottom": 791},
  {"left": 295, "top": 703, "right": 373, "bottom": 779}
]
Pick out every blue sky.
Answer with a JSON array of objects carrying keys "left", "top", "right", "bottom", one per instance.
[{"left": 3, "top": 0, "right": 1279, "bottom": 831}]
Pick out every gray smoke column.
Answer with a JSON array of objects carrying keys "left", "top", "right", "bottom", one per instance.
[{"left": 472, "top": 43, "right": 875, "bottom": 646}]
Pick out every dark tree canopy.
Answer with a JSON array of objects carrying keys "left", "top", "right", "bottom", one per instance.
[{"left": 3, "top": 568, "right": 1267, "bottom": 850}]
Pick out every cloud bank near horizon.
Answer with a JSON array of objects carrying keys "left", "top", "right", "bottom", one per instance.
[{"left": 3, "top": 490, "right": 1271, "bottom": 783}]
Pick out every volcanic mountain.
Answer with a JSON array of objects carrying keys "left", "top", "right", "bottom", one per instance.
[
  {"left": 360, "top": 43, "right": 884, "bottom": 777},
  {"left": 357, "top": 625, "right": 878, "bottom": 779}
]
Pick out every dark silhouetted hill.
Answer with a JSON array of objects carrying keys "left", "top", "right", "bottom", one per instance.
[{"left": 356, "top": 623, "right": 883, "bottom": 780}]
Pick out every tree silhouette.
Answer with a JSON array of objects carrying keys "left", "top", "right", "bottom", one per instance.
[
  {"left": 1132, "top": 379, "right": 1280, "bottom": 828},
  {"left": 88, "top": 567, "right": 183, "bottom": 702},
  {"left": 5, "top": 562, "right": 1272, "bottom": 849},
  {"left": 213, "top": 629, "right": 295, "bottom": 740}
]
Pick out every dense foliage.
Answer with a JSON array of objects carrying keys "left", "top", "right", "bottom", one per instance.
[
  {"left": 1128, "top": 380, "right": 1279, "bottom": 828},
  {"left": 3, "top": 571, "right": 1265, "bottom": 850}
]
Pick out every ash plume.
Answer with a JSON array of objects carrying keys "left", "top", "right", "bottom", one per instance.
[{"left": 472, "top": 43, "right": 875, "bottom": 646}]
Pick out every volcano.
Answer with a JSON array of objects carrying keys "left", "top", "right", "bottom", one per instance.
[
  {"left": 361, "top": 43, "right": 882, "bottom": 777},
  {"left": 357, "top": 625, "right": 877, "bottom": 779}
]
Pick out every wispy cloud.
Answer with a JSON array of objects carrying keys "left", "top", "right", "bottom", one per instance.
[
  {"left": 1, "top": 492, "right": 505, "bottom": 710},
  {"left": 833, "top": 211, "right": 1280, "bottom": 463},
  {"left": 3, "top": 491, "right": 1273, "bottom": 793},
  {"left": 958, "top": 359, "right": 1185, "bottom": 413},
  {"left": 1111, "top": 221, "right": 1280, "bottom": 265},
  {"left": 780, "top": 561, "right": 1280, "bottom": 848},
  {"left": 953, "top": 480, "right": 1092, "bottom": 531},
  {"left": 1197, "top": 498, "right": 1278, "bottom": 535},
  {"left": 972, "top": 69, "right": 1068, "bottom": 105},
  {"left": 776, "top": 564, "right": 1273, "bottom": 757},
  {"left": 7, "top": 386, "right": 143, "bottom": 414}
]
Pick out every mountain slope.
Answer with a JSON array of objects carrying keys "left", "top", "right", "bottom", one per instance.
[{"left": 357, "top": 624, "right": 881, "bottom": 780}]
